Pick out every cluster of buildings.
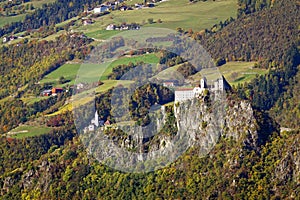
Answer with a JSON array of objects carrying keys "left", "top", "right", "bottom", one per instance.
[
  {"left": 174, "top": 76, "right": 231, "bottom": 102},
  {"left": 93, "top": 0, "right": 124, "bottom": 13},
  {"left": 41, "top": 88, "right": 64, "bottom": 96},
  {"left": 106, "top": 23, "right": 140, "bottom": 30},
  {"left": 93, "top": 0, "right": 157, "bottom": 14}
]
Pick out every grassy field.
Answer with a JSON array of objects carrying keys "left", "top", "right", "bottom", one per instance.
[
  {"left": 21, "top": 96, "right": 49, "bottom": 104},
  {"left": 40, "top": 53, "right": 159, "bottom": 87},
  {"left": 100, "top": 53, "right": 160, "bottom": 80},
  {"left": 7, "top": 125, "right": 52, "bottom": 139},
  {"left": 85, "top": 29, "right": 120, "bottom": 40},
  {"left": 154, "top": 61, "right": 268, "bottom": 86},
  {"left": 0, "top": 14, "right": 25, "bottom": 27},
  {"left": 40, "top": 63, "right": 81, "bottom": 87},
  {"left": 152, "top": 63, "right": 183, "bottom": 80},
  {"left": 219, "top": 62, "right": 268, "bottom": 86}
]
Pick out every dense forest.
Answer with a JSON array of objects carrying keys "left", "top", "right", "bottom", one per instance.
[
  {"left": 200, "top": 0, "right": 299, "bottom": 66},
  {"left": 237, "top": 0, "right": 275, "bottom": 17},
  {"left": 270, "top": 68, "right": 300, "bottom": 128}
]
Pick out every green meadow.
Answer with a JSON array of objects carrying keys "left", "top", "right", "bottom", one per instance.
[
  {"left": 219, "top": 62, "right": 268, "bottom": 86},
  {"left": 40, "top": 53, "right": 159, "bottom": 87},
  {"left": 40, "top": 63, "right": 81, "bottom": 87},
  {"left": 0, "top": 14, "right": 25, "bottom": 27},
  {"left": 8, "top": 125, "right": 52, "bottom": 139},
  {"left": 190, "top": 62, "right": 268, "bottom": 86}
]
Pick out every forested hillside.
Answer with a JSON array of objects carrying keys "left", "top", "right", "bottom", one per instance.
[
  {"left": 0, "top": 0, "right": 299, "bottom": 199},
  {"left": 201, "top": 0, "right": 299, "bottom": 65},
  {"left": 270, "top": 68, "right": 300, "bottom": 128},
  {"left": 237, "top": 0, "right": 275, "bottom": 17}
]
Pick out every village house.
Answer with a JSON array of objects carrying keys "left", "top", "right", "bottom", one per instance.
[
  {"left": 104, "top": 120, "right": 112, "bottom": 130},
  {"left": 41, "top": 89, "right": 52, "bottom": 96},
  {"left": 82, "top": 18, "right": 93, "bottom": 25},
  {"left": 52, "top": 88, "right": 64, "bottom": 94},
  {"left": 76, "top": 83, "right": 84, "bottom": 90},
  {"left": 104, "top": 120, "right": 111, "bottom": 126},
  {"left": 94, "top": 5, "right": 109, "bottom": 13},
  {"left": 163, "top": 81, "right": 175, "bottom": 87},
  {"left": 106, "top": 24, "right": 115, "bottom": 30},
  {"left": 135, "top": 3, "right": 143, "bottom": 9},
  {"left": 163, "top": 80, "right": 178, "bottom": 87}
]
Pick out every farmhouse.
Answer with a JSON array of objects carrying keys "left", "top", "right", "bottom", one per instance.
[
  {"left": 41, "top": 89, "right": 52, "bottom": 96},
  {"left": 52, "top": 88, "right": 64, "bottom": 94},
  {"left": 76, "top": 83, "right": 84, "bottom": 90},
  {"left": 106, "top": 24, "right": 115, "bottom": 30},
  {"left": 94, "top": 5, "right": 109, "bottom": 13},
  {"left": 82, "top": 18, "right": 93, "bottom": 25}
]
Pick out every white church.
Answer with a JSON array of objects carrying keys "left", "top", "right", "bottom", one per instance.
[{"left": 84, "top": 111, "right": 104, "bottom": 132}]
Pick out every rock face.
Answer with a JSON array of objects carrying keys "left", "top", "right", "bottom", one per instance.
[
  {"left": 275, "top": 137, "right": 300, "bottom": 184},
  {"left": 173, "top": 96, "right": 260, "bottom": 156},
  {"left": 223, "top": 100, "right": 259, "bottom": 148},
  {"left": 81, "top": 93, "right": 262, "bottom": 172}
]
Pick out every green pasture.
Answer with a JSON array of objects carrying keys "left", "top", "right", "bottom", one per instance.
[
  {"left": 220, "top": 62, "right": 268, "bottom": 86},
  {"left": 8, "top": 125, "right": 52, "bottom": 139}
]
